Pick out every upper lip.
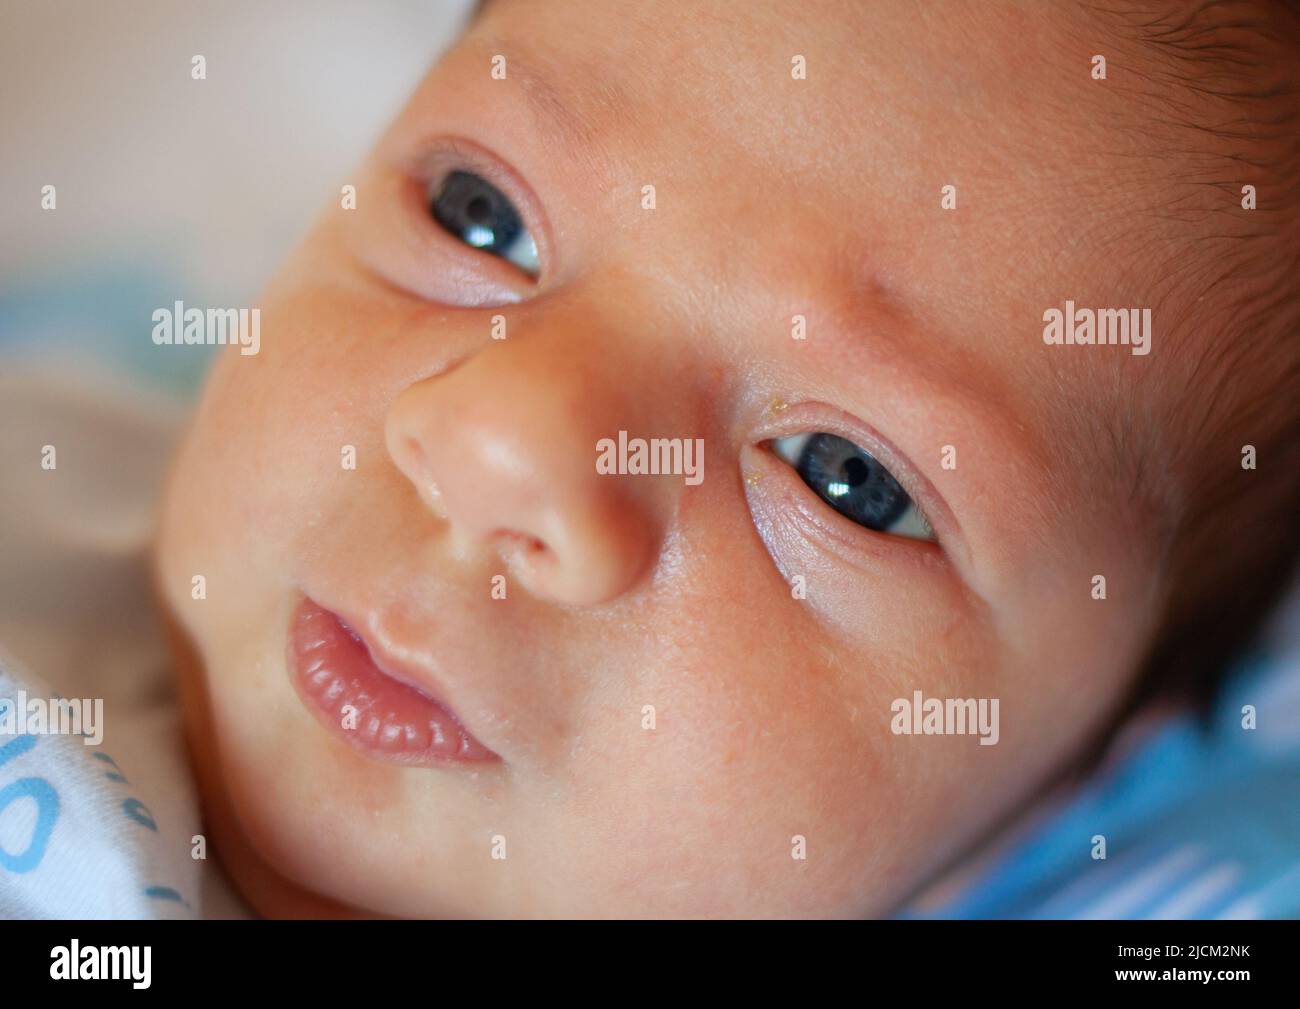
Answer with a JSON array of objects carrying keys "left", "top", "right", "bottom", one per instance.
[{"left": 315, "top": 595, "right": 499, "bottom": 757}]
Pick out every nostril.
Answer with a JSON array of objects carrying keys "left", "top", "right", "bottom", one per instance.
[
  {"left": 491, "top": 529, "right": 554, "bottom": 584},
  {"left": 492, "top": 529, "right": 548, "bottom": 557}
]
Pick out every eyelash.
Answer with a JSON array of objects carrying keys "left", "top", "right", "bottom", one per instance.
[
  {"left": 751, "top": 402, "right": 950, "bottom": 555},
  {"left": 427, "top": 168, "right": 540, "bottom": 278},
  {"left": 411, "top": 139, "right": 550, "bottom": 289}
]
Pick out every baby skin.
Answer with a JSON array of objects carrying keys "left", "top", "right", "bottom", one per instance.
[{"left": 155, "top": 0, "right": 1253, "bottom": 917}]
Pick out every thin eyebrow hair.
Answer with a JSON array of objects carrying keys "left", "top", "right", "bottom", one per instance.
[
  {"left": 463, "top": 27, "right": 631, "bottom": 177},
  {"left": 509, "top": 53, "right": 601, "bottom": 149}
]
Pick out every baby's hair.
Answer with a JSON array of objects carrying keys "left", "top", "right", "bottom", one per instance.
[{"left": 1092, "top": 0, "right": 1300, "bottom": 714}]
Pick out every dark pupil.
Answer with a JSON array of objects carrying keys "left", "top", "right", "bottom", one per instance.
[
  {"left": 795, "top": 433, "right": 910, "bottom": 532},
  {"left": 843, "top": 456, "right": 869, "bottom": 486},
  {"left": 431, "top": 170, "right": 522, "bottom": 256}
]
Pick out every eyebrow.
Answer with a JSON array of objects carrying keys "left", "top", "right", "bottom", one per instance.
[
  {"left": 509, "top": 53, "right": 602, "bottom": 150},
  {"left": 463, "top": 26, "right": 632, "bottom": 177}
]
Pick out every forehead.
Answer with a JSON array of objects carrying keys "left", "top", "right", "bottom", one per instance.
[
  {"left": 455, "top": 9, "right": 1160, "bottom": 403},
  {"left": 463, "top": 0, "right": 1150, "bottom": 313}
]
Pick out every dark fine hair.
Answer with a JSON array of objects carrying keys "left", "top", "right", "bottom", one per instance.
[{"left": 1092, "top": 1, "right": 1300, "bottom": 722}]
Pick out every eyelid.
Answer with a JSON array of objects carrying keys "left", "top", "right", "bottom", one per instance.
[
  {"left": 409, "top": 136, "right": 554, "bottom": 287},
  {"left": 750, "top": 401, "right": 968, "bottom": 568},
  {"left": 745, "top": 447, "right": 946, "bottom": 591}
]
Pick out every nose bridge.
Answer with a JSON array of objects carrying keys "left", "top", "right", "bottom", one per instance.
[
  {"left": 438, "top": 302, "right": 655, "bottom": 472},
  {"left": 384, "top": 299, "right": 681, "bottom": 606}
]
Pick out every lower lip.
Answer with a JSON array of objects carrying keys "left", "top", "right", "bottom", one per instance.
[{"left": 287, "top": 598, "right": 497, "bottom": 766}]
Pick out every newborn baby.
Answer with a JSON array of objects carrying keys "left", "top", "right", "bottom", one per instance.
[{"left": 152, "top": 0, "right": 1300, "bottom": 917}]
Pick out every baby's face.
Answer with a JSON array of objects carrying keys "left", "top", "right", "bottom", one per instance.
[{"left": 157, "top": 0, "right": 1171, "bottom": 917}]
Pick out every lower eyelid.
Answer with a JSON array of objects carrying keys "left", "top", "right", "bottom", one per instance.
[
  {"left": 750, "top": 401, "right": 965, "bottom": 558},
  {"left": 412, "top": 139, "right": 553, "bottom": 280},
  {"left": 743, "top": 445, "right": 948, "bottom": 579},
  {"left": 357, "top": 171, "right": 529, "bottom": 308}
]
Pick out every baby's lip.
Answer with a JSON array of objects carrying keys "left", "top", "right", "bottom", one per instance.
[{"left": 286, "top": 595, "right": 500, "bottom": 766}]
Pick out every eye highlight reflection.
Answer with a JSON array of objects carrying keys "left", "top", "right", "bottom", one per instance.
[
  {"left": 429, "top": 169, "right": 539, "bottom": 277},
  {"left": 771, "top": 432, "right": 935, "bottom": 541}
]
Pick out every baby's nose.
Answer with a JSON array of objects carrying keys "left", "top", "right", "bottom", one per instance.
[{"left": 384, "top": 341, "right": 659, "bottom": 606}]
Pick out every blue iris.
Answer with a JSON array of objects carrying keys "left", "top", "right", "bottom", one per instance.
[
  {"left": 793, "top": 432, "right": 912, "bottom": 532},
  {"left": 430, "top": 170, "right": 538, "bottom": 276}
]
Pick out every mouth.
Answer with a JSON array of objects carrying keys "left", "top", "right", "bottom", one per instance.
[{"left": 286, "top": 597, "right": 499, "bottom": 766}]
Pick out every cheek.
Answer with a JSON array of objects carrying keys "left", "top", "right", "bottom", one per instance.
[
  {"left": 154, "top": 282, "right": 402, "bottom": 810},
  {"left": 514, "top": 467, "right": 1009, "bottom": 915},
  {"left": 157, "top": 277, "right": 396, "bottom": 607},
  {"left": 545, "top": 551, "right": 948, "bottom": 915}
]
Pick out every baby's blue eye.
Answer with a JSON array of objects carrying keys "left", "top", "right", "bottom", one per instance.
[
  {"left": 429, "top": 170, "right": 539, "bottom": 277},
  {"left": 771, "top": 432, "right": 935, "bottom": 541}
]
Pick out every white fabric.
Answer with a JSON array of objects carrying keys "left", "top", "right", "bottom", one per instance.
[{"left": 0, "top": 363, "right": 249, "bottom": 918}]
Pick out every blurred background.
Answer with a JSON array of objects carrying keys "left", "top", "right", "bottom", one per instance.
[{"left": 1, "top": 0, "right": 473, "bottom": 394}]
